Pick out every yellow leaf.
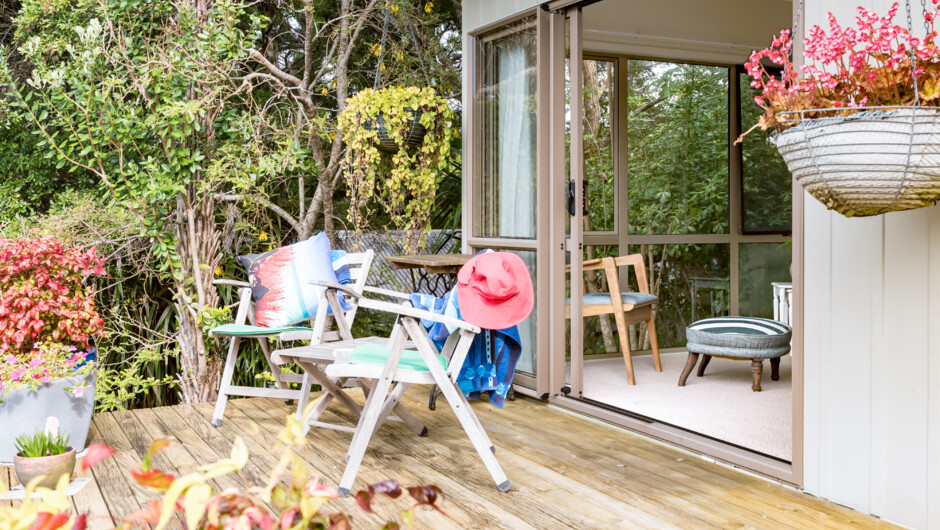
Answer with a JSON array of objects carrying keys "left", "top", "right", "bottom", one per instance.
[
  {"left": 183, "top": 483, "right": 212, "bottom": 529},
  {"left": 156, "top": 474, "right": 202, "bottom": 530},
  {"left": 230, "top": 437, "right": 248, "bottom": 468}
]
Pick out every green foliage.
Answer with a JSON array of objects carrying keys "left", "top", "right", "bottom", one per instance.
[
  {"left": 338, "top": 86, "right": 458, "bottom": 252},
  {"left": 95, "top": 345, "right": 176, "bottom": 412},
  {"left": 15, "top": 428, "right": 70, "bottom": 458}
]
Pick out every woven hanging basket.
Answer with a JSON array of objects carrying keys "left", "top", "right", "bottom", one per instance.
[
  {"left": 772, "top": 107, "right": 940, "bottom": 217},
  {"left": 363, "top": 108, "right": 427, "bottom": 153}
]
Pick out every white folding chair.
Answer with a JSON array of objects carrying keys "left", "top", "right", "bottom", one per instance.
[
  {"left": 209, "top": 250, "right": 385, "bottom": 427},
  {"left": 312, "top": 289, "right": 510, "bottom": 497}
]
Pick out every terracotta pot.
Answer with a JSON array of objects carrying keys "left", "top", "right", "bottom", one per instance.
[{"left": 13, "top": 448, "right": 76, "bottom": 489}]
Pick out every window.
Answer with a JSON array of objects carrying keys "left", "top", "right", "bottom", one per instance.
[
  {"left": 474, "top": 18, "right": 538, "bottom": 239},
  {"left": 627, "top": 61, "right": 730, "bottom": 235},
  {"left": 739, "top": 70, "right": 792, "bottom": 234}
]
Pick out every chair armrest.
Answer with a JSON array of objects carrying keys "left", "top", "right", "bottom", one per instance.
[
  {"left": 309, "top": 280, "right": 361, "bottom": 300},
  {"left": 214, "top": 279, "right": 251, "bottom": 288},
  {"left": 361, "top": 285, "right": 412, "bottom": 300},
  {"left": 358, "top": 297, "right": 481, "bottom": 333},
  {"left": 565, "top": 257, "right": 607, "bottom": 272}
]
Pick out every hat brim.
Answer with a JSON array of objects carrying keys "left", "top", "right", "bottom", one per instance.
[{"left": 456, "top": 253, "right": 534, "bottom": 330}]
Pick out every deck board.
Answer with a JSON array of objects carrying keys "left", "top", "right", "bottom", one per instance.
[{"left": 7, "top": 388, "right": 896, "bottom": 529}]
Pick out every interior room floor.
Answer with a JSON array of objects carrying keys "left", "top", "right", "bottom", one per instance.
[{"left": 570, "top": 351, "right": 792, "bottom": 461}]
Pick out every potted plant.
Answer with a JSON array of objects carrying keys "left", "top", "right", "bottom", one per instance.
[
  {"left": 745, "top": 1, "right": 940, "bottom": 217},
  {"left": 13, "top": 418, "right": 75, "bottom": 490},
  {"left": 0, "top": 236, "right": 105, "bottom": 462},
  {"left": 338, "top": 86, "right": 459, "bottom": 252}
]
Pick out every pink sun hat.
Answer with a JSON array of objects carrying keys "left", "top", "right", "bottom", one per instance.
[{"left": 456, "top": 251, "right": 534, "bottom": 330}]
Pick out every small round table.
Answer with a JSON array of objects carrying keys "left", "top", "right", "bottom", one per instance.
[{"left": 384, "top": 254, "right": 474, "bottom": 297}]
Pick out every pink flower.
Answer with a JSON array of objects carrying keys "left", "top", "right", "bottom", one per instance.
[{"left": 71, "top": 385, "right": 85, "bottom": 398}]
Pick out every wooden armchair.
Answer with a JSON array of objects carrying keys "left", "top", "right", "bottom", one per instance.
[{"left": 566, "top": 254, "right": 661, "bottom": 385}]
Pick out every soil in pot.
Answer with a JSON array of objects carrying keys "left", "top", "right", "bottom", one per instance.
[{"left": 14, "top": 448, "right": 76, "bottom": 489}]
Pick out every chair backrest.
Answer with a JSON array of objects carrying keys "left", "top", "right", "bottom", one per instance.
[
  {"left": 610, "top": 254, "right": 650, "bottom": 295},
  {"left": 340, "top": 249, "right": 375, "bottom": 325}
]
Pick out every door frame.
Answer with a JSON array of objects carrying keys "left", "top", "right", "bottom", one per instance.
[
  {"left": 464, "top": 0, "right": 804, "bottom": 487},
  {"left": 539, "top": 0, "right": 804, "bottom": 487}
]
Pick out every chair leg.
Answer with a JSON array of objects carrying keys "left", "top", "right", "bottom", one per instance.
[
  {"left": 438, "top": 381, "right": 510, "bottom": 491},
  {"left": 696, "top": 355, "right": 712, "bottom": 377},
  {"left": 677, "top": 352, "right": 699, "bottom": 387},
  {"left": 338, "top": 376, "right": 391, "bottom": 497},
  {"left": 295, "top": 372, "right": 313, "bottom": 422},
  {"left": 770, "top": 357, "right": 781, "bottom": 381},
  {"left": 338, "top": 326, "right": 408, "bottom": 497},
  {"left": 646, "top": 315, "right": 662, "bottom": 373},
  {"left": 752, "top": 360, "right": 763, "bottom": 392},
  {"left": 212, "top": 336, "right": 241, "bottom": 427},
  {"left": 611, "top": 310, "right": 636, "bottom": 385}
]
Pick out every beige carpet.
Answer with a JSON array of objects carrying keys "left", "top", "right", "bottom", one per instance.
[{"left": 570, "top": 351, "right": 792, "bottom": 461}]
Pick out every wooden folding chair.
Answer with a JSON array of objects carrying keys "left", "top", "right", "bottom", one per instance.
[
  {"left": 310, "top": 288, "right": 509, "bottom": 497},
  {"left": 209, "top": 250, "right": 378, "bottom": 427},
  {"left": 270, "top": 283, "right": 427, "bottom": 438},
  {"left": 566, "top": 254, "right": 661, "bottom": 385}
]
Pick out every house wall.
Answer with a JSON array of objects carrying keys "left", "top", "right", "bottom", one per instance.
[
  {"left": 463, "top": 0, "right": 940, "bottom": 527},
  {"left": 802, "top": 2, "right": 940, "bottom": 528}
]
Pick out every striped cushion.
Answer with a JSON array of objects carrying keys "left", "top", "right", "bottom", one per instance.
[{"left": 686, "top": 317, "right": 791, "bottom": 351}]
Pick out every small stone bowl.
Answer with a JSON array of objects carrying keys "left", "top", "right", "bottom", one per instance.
[{"left": 13, "top": 448, "right": 76, "bottom": 490}]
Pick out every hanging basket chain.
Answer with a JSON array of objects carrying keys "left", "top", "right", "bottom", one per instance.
[
  {"left": 401, "top": 3, "right": 432, "bottom": 87},
  {"left": 373, "top": 5, "right": 392, "bottom": 90}
]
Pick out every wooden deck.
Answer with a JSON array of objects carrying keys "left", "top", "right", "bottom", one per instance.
[{"left": 2, "top": 388, "right": 893, "bottom": 529}]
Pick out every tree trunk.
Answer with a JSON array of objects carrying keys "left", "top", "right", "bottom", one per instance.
[{"left": 174, "top": 191, "right": 223, "bottom": 403}]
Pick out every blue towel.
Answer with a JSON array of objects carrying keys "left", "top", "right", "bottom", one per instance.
[{"left": 410, "top": 287, "right": 522, "bottom": 408}]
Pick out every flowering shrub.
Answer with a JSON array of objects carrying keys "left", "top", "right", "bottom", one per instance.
[
  {"left": 0, "top": 236, "right": 105, "bottom": 353},
  {"left": 0, "top": 404, "right": 445, "bottom": 530},
  {"left": 0, "top": 343, "right": 94, "bottom": 397},
  {"left": 746, "top": 1, "right": 940, "bottom": 131}
]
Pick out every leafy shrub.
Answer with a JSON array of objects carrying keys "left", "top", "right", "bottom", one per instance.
[{"left": 0, "top": 236, "right": 105, "bottom": 353}]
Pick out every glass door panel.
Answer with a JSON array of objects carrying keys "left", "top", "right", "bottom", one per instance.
[
  {"left": 584, "top": 58, "right": 616, "bottom": 234},
  {"left": 627, "top": 60, "right": 730, "bottom": 235},
  {"left": 739, "top": 71, "right": 792, "bottom": 234},
  {"left": 739, "top": 243, "right": 792, "bottom": 319}
]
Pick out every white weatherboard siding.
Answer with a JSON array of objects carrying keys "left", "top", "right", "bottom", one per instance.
[
  {"left": 803, "top": 197, "right": 940, "bottom": 530},
  {"left": 802, "top": 1, "right": 940, "bottom": 528}
]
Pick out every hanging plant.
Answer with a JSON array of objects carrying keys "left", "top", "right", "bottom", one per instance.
[
  {"left": 745, "top": 1, "right": 940, "bottom": 217},
  {"left": 338, "top": 86, "right": 458, "bottom": 251}
]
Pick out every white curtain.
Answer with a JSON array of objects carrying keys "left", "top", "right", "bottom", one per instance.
[{"left": 496, "top": 40, "right": 535, "bottom": 238}]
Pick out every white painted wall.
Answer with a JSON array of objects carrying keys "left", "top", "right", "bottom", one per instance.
[{"left": 801, "top": 1, "right": 940, "bottom": 528}]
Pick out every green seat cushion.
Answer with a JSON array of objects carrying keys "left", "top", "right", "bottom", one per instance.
[
  {"left": 349, "top": 344, "right": 448, "bottom": 372},
  {"left": 210, "top": 323, "right": 311, "bottom": 336}
]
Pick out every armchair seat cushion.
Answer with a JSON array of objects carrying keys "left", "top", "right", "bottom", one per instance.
[
  {"left": 565, "top": 292, "right": 658, "bottom": 307},
  {"left": 210, "top": 323, "right": 311, "bottom": 337},
  {"left": 349, "top": 343, "right": 449, "bottom": 372}
]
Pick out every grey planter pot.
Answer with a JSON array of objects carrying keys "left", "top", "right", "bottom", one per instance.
[{"left": 0, "top": 374, "right": 96, "bottom": 464}]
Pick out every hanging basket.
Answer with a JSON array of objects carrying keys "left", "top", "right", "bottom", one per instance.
[
  {"left": 771, "top": 106, "right": 940, "bottom": 217},
  {"left": 363, "top": 107, "right": 427, "bottom": 153}
]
